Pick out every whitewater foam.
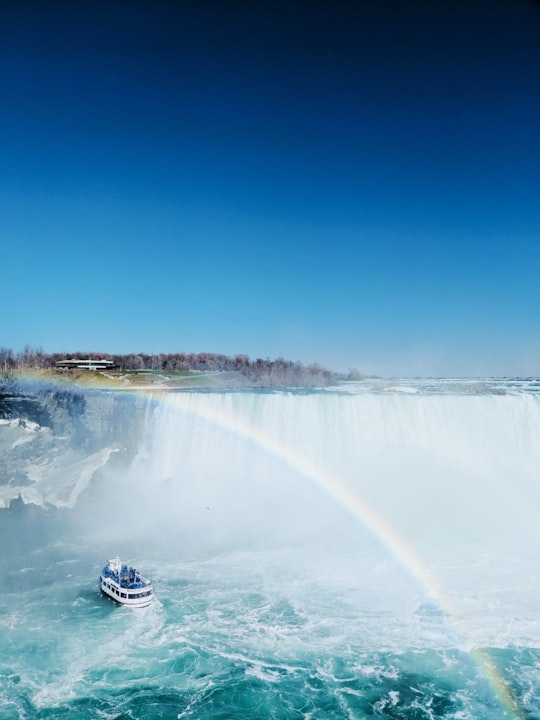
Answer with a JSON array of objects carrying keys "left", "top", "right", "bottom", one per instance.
[{"left": 1, "top": 382, "right": 540, "bottom": 718}]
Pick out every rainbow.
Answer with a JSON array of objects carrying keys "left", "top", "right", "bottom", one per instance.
[
  {"left": 145, "top": 388, "right": 525, "bottom": 720},
  {"left": 2, "top": 376, "right": 527, "bottom": 717}
]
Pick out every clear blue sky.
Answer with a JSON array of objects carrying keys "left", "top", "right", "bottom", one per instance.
[{"left": 1, "top": 1, "right": 539, "bottom": 376}]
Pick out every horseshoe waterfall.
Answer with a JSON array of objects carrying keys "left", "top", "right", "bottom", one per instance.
[{"left": 1, "top": 379, "right": 540, "bottom": 719}]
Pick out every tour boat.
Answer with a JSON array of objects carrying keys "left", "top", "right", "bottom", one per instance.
[{"left": 100, "top": 556, "right": 154, "bottom": 607}]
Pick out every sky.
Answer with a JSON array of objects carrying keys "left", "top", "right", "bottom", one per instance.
[{"left": 1, "top": 0, "right": 539, "bottom": 376}]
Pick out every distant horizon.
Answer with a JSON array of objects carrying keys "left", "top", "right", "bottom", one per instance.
[
  {"left": 2, "top": 1, "right": 539, "bottom": 377},
  {"left": 2, "top": 344, "right": 539, "bottom": 381}
]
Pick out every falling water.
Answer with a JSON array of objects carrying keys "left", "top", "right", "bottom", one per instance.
[{"left": 1, "top": 379, "right": 540, "bottom": 718}]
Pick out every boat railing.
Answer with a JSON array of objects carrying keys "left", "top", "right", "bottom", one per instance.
[{"left": 101, "top": 565, "right": 151, "bottom": 589}]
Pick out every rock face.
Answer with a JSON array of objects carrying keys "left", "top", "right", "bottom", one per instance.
[{"left": 0, "top": 382, "right": 146, "bottom": 509}]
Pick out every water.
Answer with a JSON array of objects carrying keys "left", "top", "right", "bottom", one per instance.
[{"left": 1, "top": 380, "right": 540, "bottom": 719}]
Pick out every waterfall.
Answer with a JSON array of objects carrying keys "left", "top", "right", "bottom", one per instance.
[
  {"left": 123, "top": 387, "right": 540, "bottom": 564},
  {"left": 2, "top": 381, "right": 540, "bottom": 718}
]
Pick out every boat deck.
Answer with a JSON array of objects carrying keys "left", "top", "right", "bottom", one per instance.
[{"left": 101, "top": 563, "right": 151, "bottom": 590}]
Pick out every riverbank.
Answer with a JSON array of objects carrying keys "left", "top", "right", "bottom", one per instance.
[{"left": 1, "top": 368, "right": 243, "bottom": 391}]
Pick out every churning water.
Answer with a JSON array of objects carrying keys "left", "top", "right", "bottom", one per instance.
[{"left": 1, "top": 379, "right": 540, "bottom": 719}]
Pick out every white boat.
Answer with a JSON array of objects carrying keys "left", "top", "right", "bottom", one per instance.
[{"left": 100, "top": 556, "right": 153, "bottom": 608}]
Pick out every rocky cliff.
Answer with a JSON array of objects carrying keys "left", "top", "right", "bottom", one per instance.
[{"left": 0, "top": 381, "right": 146, "bottom": 509}]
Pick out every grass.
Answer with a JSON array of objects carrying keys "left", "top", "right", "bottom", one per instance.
[{"left": 7, "top": 367, "right": 214, "bottom": 390}]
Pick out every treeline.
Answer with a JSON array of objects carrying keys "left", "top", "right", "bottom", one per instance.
[{"left": 0, "top": 346, "right": 364, "bottom": 386}]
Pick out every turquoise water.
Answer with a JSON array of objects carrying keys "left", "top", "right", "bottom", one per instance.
[
  {"left": 2, "top": 510, "right": 539, "bottom": 719},
  {"left": 2, "top": 382, "right": 540, "bottom": 718},
  {"left": 2, "top": 522, "right": 538, "bottom": 719}
]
